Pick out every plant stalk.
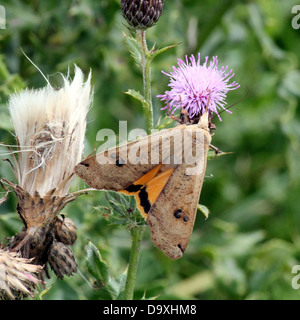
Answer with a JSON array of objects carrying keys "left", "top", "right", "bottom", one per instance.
[
  {"left": 123, "top": 225, "right": 146, "bottom": 300},
  {"left": 137, "top": 29, "right": 153, "bottom": 134},
  {"left": 123, "top": 29, "right": 154, "bottom": 300}
]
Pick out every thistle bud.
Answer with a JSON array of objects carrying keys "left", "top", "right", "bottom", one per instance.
[
  {"left": 54, "top": 216, "right": 77, "bottom": 245},
  {"left": 121, "top": 0, "right": 164, "bottom": 29},
  {"left": 48, "top": 240, "right": 77, "bottom": 279}
]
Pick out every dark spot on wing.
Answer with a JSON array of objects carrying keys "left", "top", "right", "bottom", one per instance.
[
  {"left": 116, "top": 158, "right": 125, "bottom": 167},
  {"left": 183, "top": 215, "right": 189, "bottom": 222},
  {"left": 174, "top": 209, "right": 183, "bottom": 219}
]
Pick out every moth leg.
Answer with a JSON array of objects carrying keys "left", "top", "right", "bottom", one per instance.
[
  {"left": 167, "top": 107, "right": 191, "bottom": 125},
  {"left": 168, "top": 114, "right": 181, "bottom": 122},
  {"left": 209, "top": 143, "right": 222, "bottom": 155}
]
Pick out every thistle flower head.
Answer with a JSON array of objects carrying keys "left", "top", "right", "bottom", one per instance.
[
  {"left": 121, "top": 0, "right": 164, "bottom": 30},
  {"left": 8, "top": 66, "right": 92, "bottom": 197},
  {"left": 0, "top": 249, "right": 42, "bottom": 299},
  {"left": 157, "top": 53, "right": 240, "bottom": 121}
]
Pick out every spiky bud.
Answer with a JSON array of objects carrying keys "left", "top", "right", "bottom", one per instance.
[
  {"left": 0, "top": 249, "right": 42, "bottom": 299},
  {"left": 121, "top": 0, "right": 164, "bottom": 29},
  {"left": 54, "top": 216, "right": 77, "bottom": 245},
  {"left": 48, "top": 240, "right": 77, "bottom": 279}
]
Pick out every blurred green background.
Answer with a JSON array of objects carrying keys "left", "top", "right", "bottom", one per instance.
[{"left": 1, "top": 0, "right": 300, "bottom": 300}]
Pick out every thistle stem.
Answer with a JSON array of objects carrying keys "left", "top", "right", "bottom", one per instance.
[
  {"left": 123, "top": 225, "right": 146, "bottom": 300},
  {"left": 123, "top": 29, "right": 154, "bottom": 300},
  {"left": 136, "top": 29, "right": 153, "bottom": 134}
]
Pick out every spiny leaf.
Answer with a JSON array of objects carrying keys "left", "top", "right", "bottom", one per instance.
[
  {"left": 122, "top": 31, "right": 141, "bottom": 67},
  {"left": 86, "top": 241, "right": 110, "bottom": 285},
  {"left": 207, "top": 150, "right": 234, "bottom": 160},
  {"left": 115, "top": 268, "right": 128, "bottom": 300},
  {"left": 125, "top": 89, "right": 150, "bottom": 111},
  {"left": 96, "top": 191, "right": 146, "bottom": 228},
  {"left": 149, "top": 43, "right": 180, "bottom": 62},
  {"left": 86, "top": 241, "right": 130, "bottom": 299}
]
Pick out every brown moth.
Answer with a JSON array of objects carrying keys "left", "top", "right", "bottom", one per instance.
[{"left": 75, "top": 112, "right": 211, "bottom": 260}]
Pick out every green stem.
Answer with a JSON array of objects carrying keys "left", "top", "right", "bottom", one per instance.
[
  {"left": 137, "top": 29, "right": 153, "bottom": 134},
  {"left": 123, "top": 226, "right": 146, "bottom": 300},
  {"left": 123, "top": 29, "right": 154, "bottom": 300}
]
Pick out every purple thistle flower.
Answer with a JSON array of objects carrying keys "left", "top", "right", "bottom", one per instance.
[{"left": 157, "top": 53, "right": 240, "bottom": 121}]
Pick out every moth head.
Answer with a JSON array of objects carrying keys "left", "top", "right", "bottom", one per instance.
[{"left": 197, "top": 111, "right": 210, "bottom": 131}]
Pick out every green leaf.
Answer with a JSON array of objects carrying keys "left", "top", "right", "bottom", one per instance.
[
  {"left": 207, "top": 150, "right": 234, "bottom": 160},
  {"left": 125, "top": 89, "right": 150, "bottom": 111},
  {"left": 122, "top": 31, "right": 141, "bottom": 67},
  {"left": 114, "top": 268, "right": 128, "bottom": 300},
  {"left": 86, "top": 241, "right": 110, "bottom": 285},
  {"left": 149, "top": 43, "right": 180, "bottom": 61},
  {"left": 105, "top": 192, "right": 128, "bottom": 216},
  {"left": 105, "top": 278, "right": 121, "bottom": 299},
  {"left": 95, "top": 191, "right": 146, "bottom": 228},
  {"left": 198, "top": 204, "right": 210, "bottom": 219},
  {"left": 35, "top": 285, "right": 53, "bottom": 300},
  {"left": 86, "top": 241, "right": 130, "bottom": 300}
]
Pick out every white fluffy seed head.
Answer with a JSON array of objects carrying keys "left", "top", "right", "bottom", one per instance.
[{"left": 8, "top": 66, "right": 92, "bottom": 196}]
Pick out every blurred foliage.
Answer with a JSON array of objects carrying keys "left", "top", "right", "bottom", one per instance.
[{"left": 1, "top": 0, "right": 300, "bottom": 300}]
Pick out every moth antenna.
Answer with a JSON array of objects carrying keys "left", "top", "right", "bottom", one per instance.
[
  {"left": 213, "top": 86, "right": 249, "bottom": 120},
  {"left": 21, "top": 48, "right": 51, "bottom": 87}
]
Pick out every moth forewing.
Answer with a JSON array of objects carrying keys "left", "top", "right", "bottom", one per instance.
[
  {"left": 75, "top": 112, "right": 212, "bottom": 260},
  {"left": 127, "top": 138, "right": 150, "bottom": 165},
  {"left": 75, "top": 127, "right": 183, "bottom": 190},
  {"left": 184, "top": 125, "right": 211, "bottom": 176},
  {"left": 146, "top": 118, "right": 211, "bottom": 260},
  {"left": 156, "top": 127, "right": 183, "bottom": 166},
  {"left": 76, "top": 136, "right": 157, "bottom": 191}
]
